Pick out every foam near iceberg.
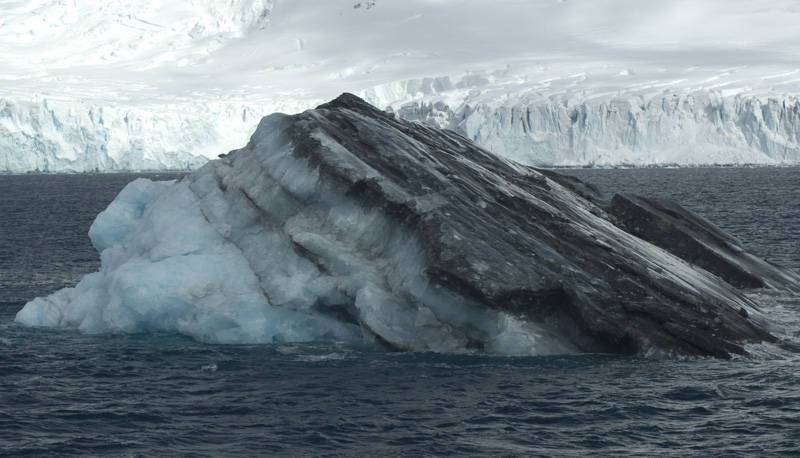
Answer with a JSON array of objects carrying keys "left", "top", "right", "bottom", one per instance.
[{"left": 17, "top": 94, "right": 796, "bottom": 357}]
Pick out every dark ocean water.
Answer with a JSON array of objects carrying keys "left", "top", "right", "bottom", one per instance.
[{"left": 1, "top": 169, "right": 799, "bottom": 457}]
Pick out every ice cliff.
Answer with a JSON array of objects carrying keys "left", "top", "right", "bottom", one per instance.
[
  {"left": 382, "top": 87, "right": 800, "bottom": 166},
  {"left": 5, "top": 89, "right": 800, "bottom": 172},
  {"left": 5, "top": 0, "right": 800, "bottom": 171},
  {"left": 17, "top": 94, "right": 797, "bottom": 357},
  {"left": 0, "top": 97, "right": 302, "bottom": 172}
]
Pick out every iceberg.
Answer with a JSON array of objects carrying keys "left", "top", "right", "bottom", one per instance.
[{"left": 17, "top": 94, "right": 797, "bottom": 357}]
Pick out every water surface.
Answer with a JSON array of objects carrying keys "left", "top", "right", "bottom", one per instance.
[{"left": 1, "top": 169, "right": 799, "bottom": 456}]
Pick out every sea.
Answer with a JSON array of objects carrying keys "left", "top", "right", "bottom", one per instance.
[{"left": 1, "top": 168, "right": 799, "bottom": 457}]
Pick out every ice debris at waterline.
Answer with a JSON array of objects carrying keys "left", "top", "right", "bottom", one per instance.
[{"left": 17, "top": 94, "right": 799, "bottom": 357}]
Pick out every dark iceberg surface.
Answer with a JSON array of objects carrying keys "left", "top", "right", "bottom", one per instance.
[{"left": 17, "top": 94, "right": 798, "bottom": 358}]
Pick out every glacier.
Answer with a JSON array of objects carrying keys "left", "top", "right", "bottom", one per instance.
[
  {"left": 5, "top": 89, "right": 800, "bottom": 172},
  {"left": 382, "top": 87, "right": 800, "bottom": 166},
  {"left": 5, "top": 88, "right": 800, "bottom": 171},
  {"left": 18, "top": 94, "right": 797, "bottom": 357},
  {"left": 4, "top": 0, "right": 800, "bottom": 171},
  {"left": 0, "top": 97, "right": 307, "bottom": 172}
]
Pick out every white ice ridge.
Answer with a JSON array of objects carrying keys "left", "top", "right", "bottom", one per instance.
[
  {"left": 15, "top": 124, "right": 575, "bottom": 355},
  {"left": 4, "top": 0, "right": 800, "bottom": 171},
  {"left": 6, "top": 88, "right": 800, "bottom": 172}
]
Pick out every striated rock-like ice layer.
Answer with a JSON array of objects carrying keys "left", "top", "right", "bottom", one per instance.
[
  {"left": 16, "top": 165, "right": 574, "bottom": 354},
  {"left": 14, "top": 104, "right": 575, "bottom": 353},
  {"left": 17, "top": 94, "right": 787, "bottom": 357}
]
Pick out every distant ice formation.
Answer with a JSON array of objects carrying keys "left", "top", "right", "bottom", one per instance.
[
  {"left": 3, "top": 0, "right": 800, "bottom": 171},
  {"left": 0, "top": 97, "right": 299, "bottom": 172},
  {"left": 376, "top": 83, "right": 800, "bottom": 166},
  {"left": 4, "top": 88, "right": 800, "bottom": 172}
]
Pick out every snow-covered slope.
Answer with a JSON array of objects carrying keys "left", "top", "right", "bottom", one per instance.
[{"left": 3, "top": 0, "right": 800, "bottom": 171}]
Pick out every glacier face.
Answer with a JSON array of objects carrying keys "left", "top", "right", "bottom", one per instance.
[
  {"left": 5, "top": 90, "right": 800, "bottom": 172},
  {"left": 384, "top": 90, "right": 800, "bottom": 167},
  {"left": 0, "top": 97, "right": 300, "bottom": 172},
  {"left": 4, "top": 0, "right": 800, "bottom": 171}
]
